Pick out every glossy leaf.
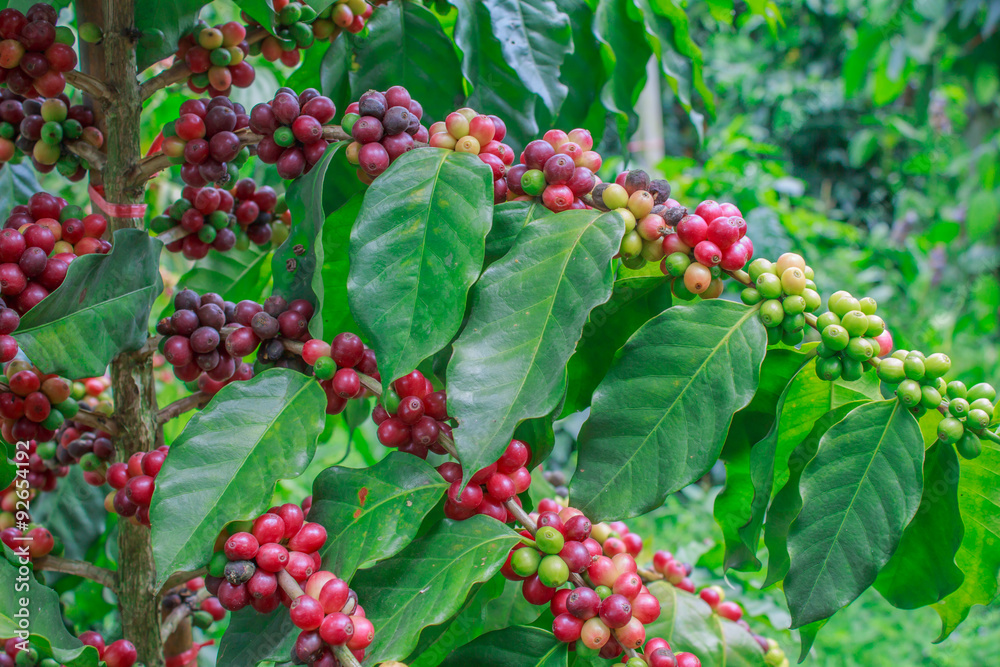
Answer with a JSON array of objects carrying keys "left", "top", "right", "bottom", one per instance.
[
  {"left": 309, "top": 194, "right": 363, "bottom": 341},
  {"left": 876, "top": 442, "right": 964, "bottom": 609},
  {"left": 643, "top": 581, "right": 765, "bottom": 667},
  {"left": 570, "top": 300, "right": 767, "bottom": 521},
  {"left": 447, "top": 209, "right": 624, "bottom": 487},
  {"left": 0, "top": 161, "right": 40, "bottom": 220},
  {"left": 714, "top": 347, "right": 811, "bottom": 571},
  {"left": 439, "top": 626, "right": 567, "bottom": 667},
  {"left": 217, "top": 607, "right": 295, "bottom": 667},
  {"left": 135, "top": 0, "right": 208, "bottom": 70},
  {"left": 350, "top": 1, "right": 466, "bottom": 121},
  {"left": 932, "top": 436, "right": 1000, "bottom": 640},
  {"left": 562, "top": 275, "right": 672, "bottom": 417},
  {"left": 348, "top": 148, "right": 493, "bottom": 393},
  {"left": 784, "top": 400, "right": 924, "bottom": 628},
  {"left": 351, "top": 515, "right": 520, "bottom": 663},
  {"left": 309, "top": 452, "right": 448, "bottom": 582},
  {"left": 549, "top": 0, "right": 607, "bottom": 133},
  {"left": 593, "top": 0, "right": 652, "bottom": 138},
  {"left": 273, "top": 141, "right": 362, "bottom": 303},
  {"left": 13, "top": 229, "right": 163, "bottom": 378},
  {"left": 763, "top": 401, "right": 869, "bottom": 588},
  {"left": 0, "top": 559, "right": 100, "bottom": 667},
  {"left": 637, "top": 0, "right": 715, "bottom": 117},
  {"left": 486, "top": 200, "right": 545, "bottom": 265},
  {"left": 149, "top": 369, "right": 326, "bottom": 588}
]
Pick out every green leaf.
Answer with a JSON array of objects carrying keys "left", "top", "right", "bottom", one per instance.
[
  {"left": 149, "top": 369, "right": 326, "bottom": 589},
  {"left": 348, "top": 148, "right": 493, "bottom": 392},
  {"left": 309, "top": 452, "right": 448, "bottom": 582},
  {"left": 273, "top": 141, "right": 362, "bottom": 304},
  {"left": 966, "top": 190, "right": 1000, "bottom": 239},
  {"left": 784, "top": 400, "right": 924, "bottom": 628},
  {"left": 570, "top": 300, "right": 767, "bottom": 521},
  {"left": 31, "top": 466, "right": 107, "bottom": 564},
  {"left": 13, "top": 229, "right": 163, "bottom": 377},
  {"left": 714, "top": 347, "right": 811, "bottom": 572},
  {"left": 637, "top": 0, "right": 715, "bottom": 116},
  {"left": 485, "top": 200, "right": 545, "bottom": 265},
  {"left": 932, "top": 435, "right": 1000, "bottom": 640},
  {"left": 643, "top": 581, "right": 765, "bottom": 667},
  {"left": 763, "top": 401, "right": 869, "bottom": 589},
  {"left": 438, "top": 626, "right": 567, "bottom": 667},
  {"left": 0, "top": 161, "right": 40, "bottom": 221},
  {"left": 0, "top": 560, "right": 101, "bottom": 667},
  {"left": 351, "top": 515, "right": 519, "bottom": 663},
  {"left": 592, "top": 0, "right": 651, "bottom": 138},
  {"left": 350, "top": 1, "right": 466, "bottom": 121},
  {"left": 174, "top": 247, "right": 271, "bottom": 307},
  {"left": 447, "top": 209, "right": 624, "bottom": 487},
  {"left": 875, "top": 442, "right": 964, "bottom": 609},
  {"left": 135, "top": 0, "right": 208, "bottom": 71},
  {"left": 562, "top": 275, "right": 672, "bottom": 417},
  {"left": 549, "top": 0, "right": 607, "bottom": 133},
  {"left": 217, "top": 607, "right": 294, "bottom": 667},
  {"left": 310, "top": 194, "right": 363, "bottom": 341},
  {"left": 448, "top": 0, "right": 541, "bottom": 145},
  {"left": 231, "top": 0, "right": 274, "bottom": 29}
]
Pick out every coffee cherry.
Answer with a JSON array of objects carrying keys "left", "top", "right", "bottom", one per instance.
[
  {"left": 580, "top": 617, "right": 611, "bottom": 649},
  {"left": 320, "top": 612, "right": 354, "bottom": 645},
  {"left": 716, "top": 600, "right": 743, "bottom": 621},
  {"left": 290, "top": 595, "right": 325, "bottom": 630},
  {"left": 521, "top": 574, "right": 556, "bottom": 605},
  {"left": 224, "top": 532, "right": 259, "bottom": 560}
]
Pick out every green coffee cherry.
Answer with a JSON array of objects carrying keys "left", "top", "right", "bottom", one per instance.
[
  {"left": 830, "top": 293, "right": 861, "bottom": 317},
  {"left": 920, "top": 386, "right": 942, "bottom": 410},
  {"left": 970, "top": 398, "right": 995, "bottom": 414},
  {"left": 756, "top": 273, "right": 782, "bottom": 299},
  {"left": 510, "top": 547, "right": 541, "bottom": 577},
  {"left": 782, "top": 295, "right": 806, "bottom": 315},
  {"left": 664, "top": 252, "right": 690, "bottom": 277},
  {"left": 865, "top": 315, "right": 885, "bottom": 336},
  {"left": 878, "top": 357, "right": 905, "bottom": 384},
  {"left": 841, "top": 357, "right": 864, "bottom": 382},
  {"left": 816, "top": 356, "right": 842, "bottom": 381},
  {"left": 821, "top": 324, "right": 849, "bottom": 351},
  {"left": 802, "top": 288, "right": 822, "bottom": 312},
  {"left": 782, "top": 312, "right": 805, "bottom": 333},
  {"left": 948, "top": 398, "right": 970, "bottom": 418},
  {"left": 897, "top": 379, "right": 922, "bottom": 407},
  {"left": 780, "top": 267, "right": 806, "bottom": 295},
  {"left": 759, "top": 299, "right": 784, "bottom": 328},
  {"left": 766, "top": 326, "right": 782, "bottom": 346},
  {"left": 923, "top": 353, "right": 951, "bottom": 379},
  {"left": 956, "top": 431, "right": 982, "bottom": 460},
  {"left": 595, "top": 585, "right": 613, "bottom": 599},
  {"left": 858, "top": 296, "right": 878, "bottom": 315},
  {"left": 748, "top": 258, "right": 774, "bottom": 282},
  {"left": 535, "top": 526, "right": 564, "bottom": 554},
  {"left": 946, "top": 381, "right": 967, "bottom": 399},
  {"left": 816, "top": 342, "right": 837, "bottom": 358},
  {"left": 903, "top": 355, "right": 925, "bottom": 381},
  {"left": 840, "top": 311, "right": 869, "bottom": 337},
  {"left": 967, "top": 408, "right": 990, "bottom": 430},
  {"left": 740, "top": 287, "right": 762, "bottom": 305},
  {"left": 937, "top": 417, "right": 965, "bottom": 445},
  {"left": 968, "top": 382, "right": 997, "bottom": 402},
  {"left": 782, "top": 329, "right": 804, "bottom": 346},
  {"left": 208, "top": 551, "right": 228, "bottom": 578},
  {"left": 537, "top": 554, "right": 569, "bottom": 587},
  {"left": 845, "top": 337, "right": 873, "bottom": 362},
  {"left": 816, "top": 312, "right": 840, "bottom": 330}
]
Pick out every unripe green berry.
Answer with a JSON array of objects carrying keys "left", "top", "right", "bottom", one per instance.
[
  {"left": 891, "top": 349, "right": 909, "bottom": 361},
  {"left": 937, "top": 417, "right": 964, "bottom": 445},
  {"left": 968, "top": 382, "right": 997, "bottom": 402},
  {"left": 208, "top": 551, "right": 228, "bottom": 578},
  {"left": 748, "top": 258, "right": 774, "bottom": 282},
  {"left": 865, "top": 315, "right": 885, "bottom": 337},
  {"left": 664, "top": 252, "right": 690, "bottom": 277},
  {"left": 521, "top": 170, "right": 546, "bottom": 197},
  {"left": 821, "top": 324, "right": 849, "bottom": 351},
  {"left": 780, "top": 267, "right": 806, "bottom": 295},
  {"left": 756, "top": 273, "right": 782, "bottom": 299},
  {"left": 535, "top": 526, "right": 564, "bottom": 554},
  {"left": 314, "top": 356, "right": 336, "bottom": 381},
  {"left": 511, "top": 548, "right": 541, "bottom": 577},
  {"left": 384, "top": 387, "right": 401, "bottom": 413},
  {"left": 595, "top": 585, "right": 613, "bottom": 599},
  {"left": 877, "top": 357, "right": 905, "bottom": 384},
  {"left": 840, "top": 310, "right": 869, "bottom": 337},
  {"left": 903, "top": 356, "right": 925, "bottom": 381},
  {"left": 907, "top": 350, "right": 926, "bottom": 361},
  {"left": 920, "top": 386, "right": 942, "bottom": 410},
  {"left": 740, "top": 287, "right": 762, "bottom": 305},
  {"left": 815, "top": 311, "right": 840, "bottom": 331},
  {"left": 816, "top": 356, "right": 843, "bottom": 381},
  {"left": 946, "top": 381, "right": 968, "bottom": 399},
  {"left": 845, "top": 337, "right": 873, "bottom": 362},
  {"left": 858, "top": 297, "right": 877, "bottom": 315},
  {"left": 802, "top": 288, "right": 822, "bottom": 312},
  {"left": 782, "top": 328, "right": 804, "bottom": 346},
  {"left": 759, "top": 299, "right": 784, "bottom": 328},
  {"left": 782, "top": 295, "right": 806, "bottom": 315},
  {"left": 897, "top": 379, "right": 922, "bottom": 407},
  {"left": 967, "top": 408, "right": 990, "bottom": 430},
  {"left": 948, "top": 398, "right": 970, "bottom": 418},
  {"left": 782, "top": 312, "right": 805, "bottom": 333},
  {"left": 841, "top": 357, "right": 864, "bottom": 382},
  {"left": 829, "top": 291, "right": 860, "bottom": 317},
  {"left": 956, "top": 431, "right": 982, "bottom": 460},
  {"left": 766, "top": 326, "right": 782, "bottom": 346},
  {"left": 970, "top": 398, "right": 995, "bottom": 414},
  {"left": 923, "top": 353, "right": 951, "bottom": 379},
  {"left": 816, "top": 342, "right": 837, "bottom": 358},
  {"left": 537, "top": 554, "right": 569, "bottom": 588}
]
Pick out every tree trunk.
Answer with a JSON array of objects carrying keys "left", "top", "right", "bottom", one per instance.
[{"left": 78, "top": 1, "right": 165, "bottom": 664}]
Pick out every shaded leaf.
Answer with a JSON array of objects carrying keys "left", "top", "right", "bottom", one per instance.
[
  {"left": 349, "top": 148, "right": 493, "bottom": 393},
  {"left": 447, "top": 209, "right": 624, "bottom": 488},
  {"left": 485, "top": 200, "right": 545, "bottom": 265},
  {"left": 150, "top": 369, "right": 326, "bottom": 588},
  {"left": 351, "top": 515, "right": 519, "bottom": 663},
  {"left": 438, "top": 626, "right": 567, "bottom": 667},
  {"left": 309, "top": 452, "right": 448, "bottom": 582},
  {"left": 784, "top": 400, "right": 924, "bottom": 628},
  {"left": 592, "top": 0, "right": 651, "bottom": 138},
  {"left": 876, "top": 442, "right": 964, "bottom": 609},
  {"left": 31, "top": 466, "right": 107, "bottom": 564},
  {"left": 13, "top": 229, "right": 162, "bottom": 377},
  {"left": 0, "top": 161, "right": 40, "bottom": 221},
  {"left": 570, "top": 300, "right": 767, "bottom": 521},
  {"left": 135, "top": 0, "right": 208, "bottom": 71},
  {"left": 310, "top": 194, "right": 363, "bottom": 341}
]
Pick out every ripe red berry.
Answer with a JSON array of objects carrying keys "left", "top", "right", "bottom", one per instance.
[
  {"left": 599, "top": 594, "right": 632, "bottom": 629},
  {"left": 552, "top": 613, "right": 584, "bottom": 642},
  {"left": 103, "top": 640, "right": 138, "bottom": 667},
  {"left": 252, "top": 512, "right": 286, "bottom": 545},
  {"left": 224, "top": 532, "right": 259, "bottom": 561},
  {"left": 319, "top": 611, "right": 354, "bottom": 645},
  {"left": 288, "top": 522, "right": 327, "bottom": 553},
  {"left": 716, "top": 600, "right": 743, "bottom": 622},
  {"left": 290, "top": 595, "right": 325, "bottom": 630},
  {"left": 521, "top": 574, "right": 556, "bottom": 605}
]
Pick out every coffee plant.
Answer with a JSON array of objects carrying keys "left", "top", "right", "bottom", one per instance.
[{"left": 0, "top": 2, "right": 996, "bottom": 667}]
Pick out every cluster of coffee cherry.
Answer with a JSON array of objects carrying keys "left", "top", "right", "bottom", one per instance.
[
  {"left": 105, "top": 445, "right": 170, "bottom": 527},
  {"left": 232, "top": 178, "right": 290, "bottom": 248},
  {"left": 41, "top": 420, "right": 115, "bottom": 487},
  {"left": 589, "top": 169, "right": 681, "bottom": 267},
  {"left": 162, "top": 97, "right": 251, "bottom": 187},
  {"left": 0, "top": 93, "right": 101, "bottom": 179},
  {"left": 739, "top": 253, "right": 822, "bottom": 346},
  {"left": 506, "top": 128, "right": 601, "bottom": 212},
  {"left": 808, "top": 288, "right": 891, "bottom": 382},
  {"left": 78, "top": 633, "right": 139, "bottom": 667},
  {"left": 300, "top": 331, "right": 379, "bottom": 415},
  {"left": 0, "top": 4, "right": 76, "bottom": 98},
  {"left": 2, "top": 635, "right": 136, "bottom": 667},
  {"left": 343, "top": 86, "right": 428, "bottom": 181},
  {"left": 0, "top": 523, "right": 54, "bottom": 559},
  {"left": 437, "top": 439, "right": 531, "bottom": 522},
  {"left": 314, "top": 0, "right": 374, "bottom": 38},
  {"left": 252, "top": 88, "right": 336, "bottom": 179},
  {"left": 371, "top": 369, "right": 452, "bottom": 459},
  {"left": 426, "top": 108, "right": 511, "bottom": 200},
  {"left": 205, "top": 505, "right": 373, "bottom": 663},
  {"left": 174, "top": 21, "right": 255, "bottom": 95},
  {"left": 0, "top": 361, "right": 78, "bottom": 444},
  {"left": 245, "top": 0, "right": 318, "bottom": 68},
  {"left": 3, "top": 439, "right": 59, "bottom": 496}
]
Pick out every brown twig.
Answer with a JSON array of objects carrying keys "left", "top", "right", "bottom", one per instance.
[
  {"left": 73, "top": 406, "right": 120, "bottom": 435},
  {"left": 156, "top": 392, "right": 211, "bottom": 425},
  {"left": 160, "top": 587, "right": 211, "bottom": 642},
  {"left": 276, "top": 570, "right": 363, "bottom": 667},
  {"left": 33, "top": 555, "right": 118, "bottom": 591},
  {"left": 153, "top": 224, "right": 193, "bottom": 246},
  {"left": 64, "top": 139, "right": 108, "bottom": 172},
  {"left": 158, "top": 567, "right": 208, "bottom": 596},
  {"left": 65, "top": 70, "right": 113, "bottom": 101}
]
